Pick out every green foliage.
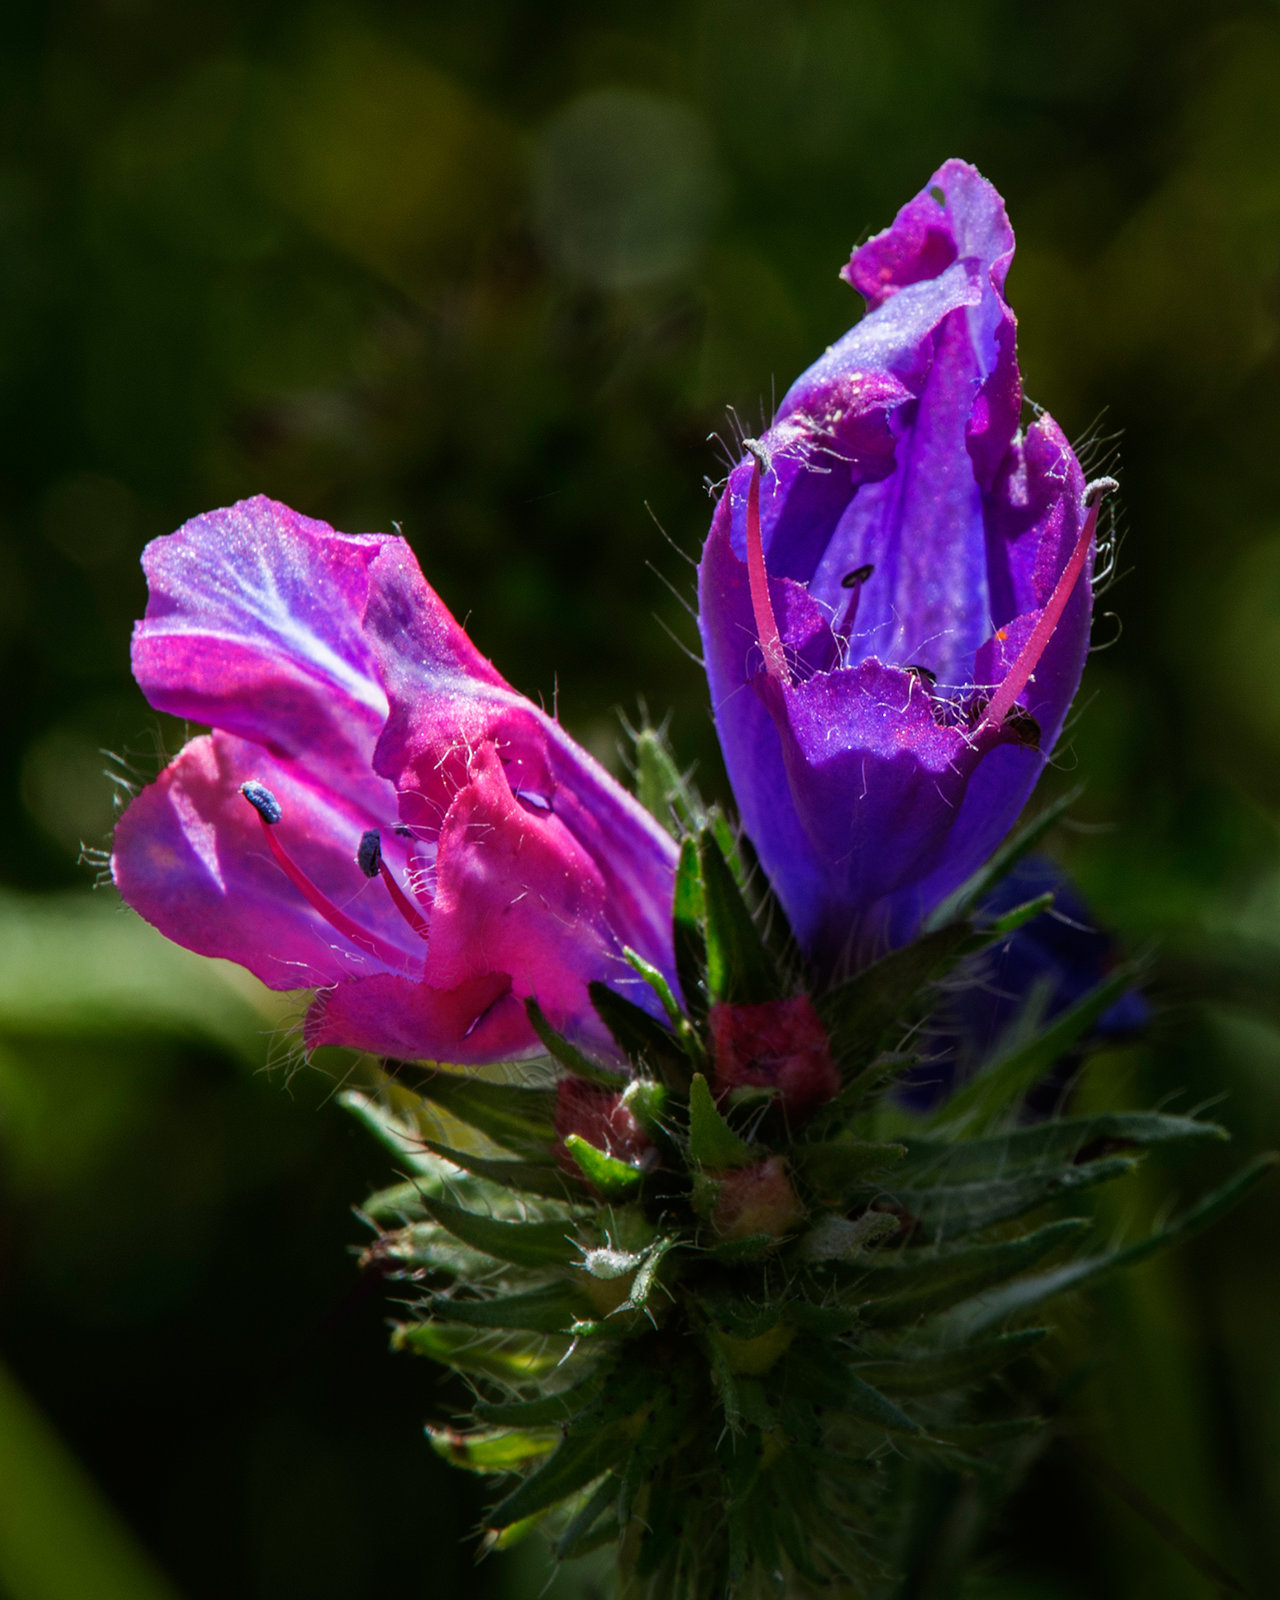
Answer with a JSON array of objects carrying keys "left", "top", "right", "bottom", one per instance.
[{"left": 351, "top": 735, "right": 1272, "bottom": 1598}]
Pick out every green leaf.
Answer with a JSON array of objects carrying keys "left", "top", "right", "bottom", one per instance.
[
  {"left": 783, "top": 1339, "right": 922, "bottom": 1434},
  {"left": 796, "top": 1139, "right": 907, "bottom": 1204},
  {"left": 817, "top": 924, "right": 973, "bottom": 1069},
  {"left": 849, "top": 1217, "right": 1088, "bottom": 1327},
  {"left": 898, "top": 1112, "right": 1226, "bottom": 1185},
  {"left": 488, "top": 1376, "right": 652, "bottom": 1529},
  {"left": 948, "top": 1154, "right": 1278, "bottom": 1338},
  {"left": 924, "top": 785, "right": 1083, "bottom": 930},
  {"left": 426, "top": 1424, "right": 559, "bottom": 1474},
  {"left": 587, "top": 981, "right": 689, "bottom": 1087},
  {"left": 370, "top": 1222, "right": 491, "bottom": 1279},
  {"left": 361, "top": 1179, "right": 432, "bottom": 1224},
  {"left": 857, "top": 1154, "right": 1139, "bottom": 1243},
  {"left": 620, "top": 1078, "right": 672, "bottom": 1148},
  {"left": 475, "top": 1374, "right": 608, "bottom": 1427},
  {"left": 524, "top": 999, "right": 625, "bottom": 1088},
  {"left": 688, "top": 1072, "right": 754, "bottom": 1170},
  {"left": 851, "top": 1328, "right": 1048, "bottom": 1395},
  {"left": 633, "top": 723, "right": 699, "bottom": 834},
  {"left": 562, "top": 1133, "right": 645, "bottom": 1198},
  {"left": 673, "top": 835, "right": 709, "bottom": 1020},
  {"left": 391, "top": 1322, "right": 564, "bottom": 1382},
  {"left": 407, "top": 1071, "right": 558, "bottom": 1157},
  {"left": 699, "top": 827, "right": 779, "bottom": 1003},
  {"left": 623, "top": 947, "right": 701, "bottom": 1060},
  {"left": 929, "top": 970, "right": 1136, "bottom": 1132},
  {"left": 625, "top": 1236, "right": 678, "bottom": 1312},
  {"left": 553, "top": 1476, "right": 619, "bottom": 1560},
  {"left": 489, "top": 1429, "right": 632, "bottom": 1531},
  {"left": 420, "top": 1139, "right": 576, "bottom": 1202},
  {"left": 978, "top": 890, "right": 1055, "bottom": 935},
  {"left": 416, "top": 1194, "right": 580, "bottom": 1270},
  {"left": 423, "top": 1282, "right": 590, "bottom": 1334}
]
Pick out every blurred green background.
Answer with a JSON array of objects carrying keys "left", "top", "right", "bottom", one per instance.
[{"left": 2, "top": 1, "right": 1279, "bottom": 1596}]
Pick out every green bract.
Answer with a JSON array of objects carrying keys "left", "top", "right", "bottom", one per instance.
[{"left": 344, "top": 725, "right": 1269, "bottom": 1600}]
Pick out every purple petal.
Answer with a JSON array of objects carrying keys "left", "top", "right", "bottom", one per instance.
[
  {"left": 111, "top": 732, "right": 425, "bottom": 991},
  {"left": 132, "top": 497, "right": 394, "bottom": 775},
  {"left": 698, "top": 160, "right": 1094, "bottom": 971}
]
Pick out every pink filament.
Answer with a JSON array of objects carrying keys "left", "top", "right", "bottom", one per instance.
[
  {"left": 255, "top": 814, "right": 408, "bottom": 966},
  {"left": 379, "top": 860, "right": 430, "bottom": 938},
  {"left": 744, "top": 456, "right": 790, "bottom": 684},
  {"left": 981, "top": 495, "right": 1100, "bottom": 733}
]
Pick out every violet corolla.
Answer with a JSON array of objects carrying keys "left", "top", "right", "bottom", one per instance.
[
  {"left": 111, "top": 497, "right": 678, "bottom": 1064},
  {"left": 699, "top": 159, "right": 1110, "bottom": 976}
]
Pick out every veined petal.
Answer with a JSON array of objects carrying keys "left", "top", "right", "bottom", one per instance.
[
  {"left": 309, "top": 740, "right": 655, "bottom": 1060},
  {"left": 698, "top": 160, "right": 1096, "bottom": 972},
  {"left": 115, "top": 496, "right": 679, "bottom": 1066},
  {"left": 132, "top": 497, "right": 394, "bottom": 774},
  {"left": 363, "top": 538, "right": 679, "bottom": 994},
  {"left": 111, "top": 732, "right": 425, "bottom": 990}
]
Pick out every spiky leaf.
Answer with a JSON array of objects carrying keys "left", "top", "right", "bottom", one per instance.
[
  {"left": 424, "top": 1283, "right": 590, "bottom": 1333},
  {"left": 416, "top": 1194, "right": 581, "bottom": 1270},
  {"left": 427, "top": 1425, "right": 559, "bottom": 1474},
  {"left": 856, "top": 1153, "right": 1138, "bottom": 1243},
  {"left": 699, "top": 828, "right": 778, "bottom": 1004},
  {"left": 948, "top": 1154, "right": 1277, "bottom": 1338},
  {"left": 930, "top": 969, "right": 1137, "bottom": 1131},
  {"left": 846, "top": 1217, "right": 1088, "bottom": 1327},
  {"left": 852, "top": 1328, "right": 1048, "bottom": 1395},
  {"left": 898, "top": 1112, "right": 1226, "bottom": 1184},
  {"left": 688, "top": 1072, "right": 754, "bottom": 1170},
  {"left": 924, "top": 785, "right": 1083, "bottom": 930},
  {"left": 407, "top": 1072, "right": 558, "bottom": 1157},
  {"left": 524, "top": 998, "right": 624, "bottom": 1088},
  {"left": 420, "top": 1139, "right": 576, "bottom": 1202},
  {"left": 587, "top": 982, "right": 689, "bottom": 1086},
  {"left": 817, "top": 923, "right": 972, "bottom": 1070},
  {"left": 673, "top": 835, "right": 709, "bottom": 1020},
  {"left": 562, "top": 1134, "right": 645, "bottom": 1198}
]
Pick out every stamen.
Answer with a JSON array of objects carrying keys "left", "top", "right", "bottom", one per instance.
[
  {"left": 834, "top": 563, "right": 874, "bottom": 640},
  {"left": 980, "top": 480, "right": 1113, "bottom": 734},
  {"left": 241, "top": 780, "right": 282, "bottom": 825},
  {"left": 357, "top": 827, "right": 430, "bottom": 940},
  {"left": 239, "top": 784, "right": 406, "bottom": 965},
  {"left": 742, "top": 440, "right": 790, "bottom": 685}
]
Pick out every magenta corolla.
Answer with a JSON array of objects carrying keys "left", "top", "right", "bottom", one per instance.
[
  {"left": 111, "top": 498, "right": 678, "bottom": 1064},
  {"left": 698, "top": 160, "right": 1105, "bottom": 976}
]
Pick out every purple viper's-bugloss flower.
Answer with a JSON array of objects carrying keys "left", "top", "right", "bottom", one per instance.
[
  {"left": 699, "top": 159, "right": 1108, "bottom": 977},
  {"left": 111, "top": 497, "right": 678, "bottom": 1065}
]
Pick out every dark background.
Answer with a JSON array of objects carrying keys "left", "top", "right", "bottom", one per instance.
[{"left": 2, "top": 2, "right": 1279, "bottom": 1597}]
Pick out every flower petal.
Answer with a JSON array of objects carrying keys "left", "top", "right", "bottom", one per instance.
[
  {"left": 111, "top": 732, "right": 425, "bottom": 990},
  {"left": 362, "top": 539, "right": 679, "bottom": 992},
  {"left": 131, "top": 496, "right": 393, "bottom": 774},
  {"left": 698, "top": 160, "right": 1094, "bottom": 971}
]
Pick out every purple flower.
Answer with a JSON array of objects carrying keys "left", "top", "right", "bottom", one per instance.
[
  {"left": 111, "top": 497, "right": 678, "bottom": 1064},
  {"left": 698, "top": 160, "right": 1104, "bottom": 976}
]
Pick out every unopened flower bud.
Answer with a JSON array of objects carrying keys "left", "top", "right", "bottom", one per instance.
[
  {"left": 711, "top": 1156, "right": 804, "bottom": 1242},
  {"left": 710, "top": 994, "right": 840, "bottom": 1120},
  {"left": 553, "top": 1078, "right": 651, "bottom": 1172}
]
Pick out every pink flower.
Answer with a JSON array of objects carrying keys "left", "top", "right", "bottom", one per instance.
[{"left": 111, "top": 497, "right": 678, "bottom": 1064}]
